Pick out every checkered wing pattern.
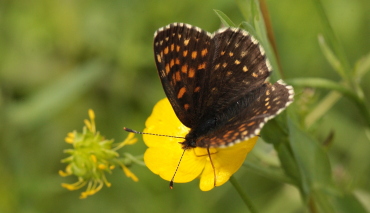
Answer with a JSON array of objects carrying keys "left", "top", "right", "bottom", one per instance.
[
  {"left": 194, "top": 81, "right": 294, "bottom": 147},
  {"left": 154, "top": 23, "right": 214, "bottom": 128},
  {"left": 204, "top": 28, "right": 272, "bottom": 114},
  {"left": 154, "top": 23, "right": 294, "bottom": 148}
]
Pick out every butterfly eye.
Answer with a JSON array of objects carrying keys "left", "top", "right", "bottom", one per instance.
[{"left": 190, "top": 141, "right": 196, "bottom": 147}]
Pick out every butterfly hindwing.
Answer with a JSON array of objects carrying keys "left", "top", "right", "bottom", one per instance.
[{"left": 195, "top": 80, "right": 294, "bottom": 148}]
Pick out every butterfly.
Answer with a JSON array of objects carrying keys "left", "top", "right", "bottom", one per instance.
[{"left": 153, "top": 23, "right": 294, "bottom": 150}]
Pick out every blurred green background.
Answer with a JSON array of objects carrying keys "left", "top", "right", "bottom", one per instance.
[{"left": 1, "top": 0, "right": 369, "bottom": 212}]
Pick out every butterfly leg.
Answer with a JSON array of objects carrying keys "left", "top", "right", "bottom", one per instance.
[{"left": 207, "top": 147, "right": 217, "bottom": 187}]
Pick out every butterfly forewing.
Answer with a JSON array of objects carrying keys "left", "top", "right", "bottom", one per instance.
[
  {"left": 154, "top": 23, "right": 214, "bottom": 128},
  {"left": 203, "top": 28, "right": 272, "bottom": 113}
]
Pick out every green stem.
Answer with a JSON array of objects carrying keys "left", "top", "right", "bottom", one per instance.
[
  {"left": 312, "top": 0, "right": 351, "bottom": 75},
  {"left": 229, "top": 175, "right": 258, "bottom": 213},
  {"left": 118, "top": 154, "right": 146, "bottom": 167},
  {"left": 287, "top": 78, "right": 370, "bottom": 127},
  {"left": 259, "top": 0, "right": 283, "bottom": 77},
  {"left": 305, "top": 91, "right": 342, "bottom": 128}
]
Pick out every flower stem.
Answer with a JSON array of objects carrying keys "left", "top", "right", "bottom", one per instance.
[
  {"left": 229, "top": 175, "right": 258, "bottom": 213},
  {"left": 305, "top": 91, "right": 342, "bottom": 128},
  {"left": 259, "top": 0, "right": 283, "bottom": 76},
  {"left": 287, "top": 78, "right": 370, "bottom": 127}
]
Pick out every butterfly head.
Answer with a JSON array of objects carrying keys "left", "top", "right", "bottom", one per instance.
[{"left": 181, "top": 134, "right": 198, "bottom": 149}]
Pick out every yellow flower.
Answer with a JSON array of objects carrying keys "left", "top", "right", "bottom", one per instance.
[
  {"left": 60, "top": 109, "right": 139, "bottom": 198},
  {"left": 143, "top": 98, "right": 258, "bottom": 191}
]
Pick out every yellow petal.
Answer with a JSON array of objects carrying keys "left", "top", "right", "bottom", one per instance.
[
  {"left": 88, "top": 109, "right": 95, "bottom": 120},
  {"left": 65, "top": 137, "right": 74, "bottom": 144},
  {"left": 59, "top": 170, "right": 70, "bottom": 177},
  {"left": 122, "top": 166, "right": 139, "bottom": 182},
  {"left": 84, "top": 119, "right": 92, "bottom": 131},
  {"left": 199, "top": 137, "right": 258, "bottom": 191},
  {"left": 144, "top": 145, "right": 206, "bottom": 183},
  {"left": 144, "top": 98, "right": 259, "bottom": 189},
  {"left": 143, "top": 98, "right": 205, "bottom": 183},
  {"left": 143, "top": 98, "right": 188, "bottom": 148},
  {"left": 65, "top": 132, "right": 75, "bottom": 144},
  {"left": 124, "top": 133, "right": 137, "bottom": 145}
]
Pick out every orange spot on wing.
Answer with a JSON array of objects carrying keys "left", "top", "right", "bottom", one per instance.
[
  {"left": 188, "top": 68, "right": 195, "bottom": 78},
  {"left": 177, "top": 87, "right": 186, "bottom": 99},
  {"left": 175, "top": 58, "right": 180, "bottom": 65},
  {"left": 165, "top": 63, "right": 170, "bottom": 74},
  {"left": 247, "top": 121, "right": 256, "bottom": 126},
  {"left": 156, "top": 54, "right": 161, "bottom": 63},
  {"left": 181, "top": 64, "right": 188, "bottom": 73},
  {"left": 243, "top": 66, "right": 248, "bottom": 72},
  {"left": 175, "top": 71, "right": 181, "bottom": 82},
  {"left": 198, "top": 62, "right": 206, "bottom": 70},
  {"left": 201, "top": 48, "right": 208, "bottom": 57},
  {"left": 191, "top": 51, "right": 197, "bottom": 59},
  {"left": 164, "top": 47, "right": 169, "bottom": 54},
  {"left": 171, "top": 44, "right": 174, "bottom": 51}
]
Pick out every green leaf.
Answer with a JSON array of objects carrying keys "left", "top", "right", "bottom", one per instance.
[
  {"left": 318, "top": 34, "right": 346, "bottom": 80},
  {"left": 288, "top": 118, "right": 333, "bottom": 187},
  {"left": 310, "top": 189, "right": 336, "bottom": 213},
  {"left": 288, "top": 118, "right": 338, "bottom": 210},
  {"left": 312, "top": 0, "right": 352, "bottom": 75},
  {"left": 331, "top": 193, "right": 369, "bottom": 213},
  {"left": 240, "top": 21, "right": 258, "bottom": 36},
  {"left": 240, "top": 0, "right": 282, "bottom": 81},
  {"left": 354, "top": 52, "right": 370, "bottom": 83},
  {"left": 261, "top": 116, "right": 301, "bottom": 185},
  {"left": 236, "top": 0, "right": 255, "bottom": 26},
  {"left": 213, "top": 10, "right": 236, "bottom": 27},
  {"left": 275, "top": 142, "right": 301, "bottom": 186}
]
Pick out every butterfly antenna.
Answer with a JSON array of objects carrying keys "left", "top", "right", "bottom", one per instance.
[
  {"left": 123, "top": 127, "right": 185, "bottom": 139},
  {"left": 169, "top": 148, "right": 187, "bottom": 189},
  {"left": 207, "top": 147, "right": 217, "bottom": 187}
]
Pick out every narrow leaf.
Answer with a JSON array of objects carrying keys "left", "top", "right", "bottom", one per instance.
[
  {"left": 214, "top": 10, "right": 236, "bottom": 27},
  {"left": 354, "top": 52, "right": 370, "bottom": 82},
  {"left": 318, "top": 34, "right": 346, "bottom": 79}
]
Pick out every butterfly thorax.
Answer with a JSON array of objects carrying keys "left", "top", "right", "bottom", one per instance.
[
  {"left": 181, "top": 116, "right": 219, "bottom": 149},
  {"left": 181, "top": 100, "right": 247, "bottom": 149}
]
